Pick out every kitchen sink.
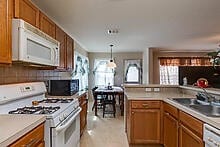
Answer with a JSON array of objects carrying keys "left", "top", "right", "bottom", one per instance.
[
  {"left": 170, "top": 98, "right": 220, "bottom": 117},
  {"left": 190, "top": 105, "right": 220, "bottom": 117}
]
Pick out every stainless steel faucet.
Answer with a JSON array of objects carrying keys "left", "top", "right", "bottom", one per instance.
[{"left": 200, "top": 88, "right": 215, "bottom": 102}]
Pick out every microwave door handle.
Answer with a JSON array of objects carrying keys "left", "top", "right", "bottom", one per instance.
[{"left": 55, "top": 107, "right": 81, "bottom": 132}]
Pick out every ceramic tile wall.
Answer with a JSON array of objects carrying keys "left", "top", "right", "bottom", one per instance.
[{"left": 0, "top": 64, "right": 64, "bottom": 85}]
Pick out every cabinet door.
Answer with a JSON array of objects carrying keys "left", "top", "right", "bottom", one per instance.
[
  {"left": 14, "top": 0, "right": 39, "bottom": 27},
  {"left": 39, "top": 12, "right": 55, "bottom": 38},
  {"left": 0, "top": 0, "right": 12, "bottom": 64},
  {"left": 55, "top": 26, "right": 66, "bottom": 70},
  {"left": 131, "top": 109, "right": 161, "bottom": 144},
  {"left": 179, "top": 124, "right": 204, "bottom": 147},
  {"left": 66, "top": 35, "right": 74, "bottom": 71},
  {"left": 163, "top": 112, "right": 178, "bottom": 147},
  {"left": 80, "top": 100, "right": 88, "bottom": 135}
]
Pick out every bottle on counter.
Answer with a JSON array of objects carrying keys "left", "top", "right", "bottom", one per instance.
[{"left": 183, "top": 77, "right": 187, "bottom": 86}]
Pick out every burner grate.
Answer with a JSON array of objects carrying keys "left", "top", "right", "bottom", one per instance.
[{"left": 9, "top": 106, "right": 60, "bottom": 114}]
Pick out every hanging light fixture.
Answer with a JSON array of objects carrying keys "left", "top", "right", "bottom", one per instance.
[{"left": 107, "top": 44, "right": 117, "bottom": 68}]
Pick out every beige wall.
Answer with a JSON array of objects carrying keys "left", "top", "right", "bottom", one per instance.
[
  {"left": 88, "top": 52, "right": 143, "bottom": 89},
  {"left": 150, "top": 48, "right": 210, "bottom": 84}
]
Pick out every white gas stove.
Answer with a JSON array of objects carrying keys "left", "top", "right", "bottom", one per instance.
[{"left": 0, "top": 82, "right": 81, "bottom": 147}]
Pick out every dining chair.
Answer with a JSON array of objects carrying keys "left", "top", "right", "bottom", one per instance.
[
  {"left": 102, "top": 93, "right": 116, "bottom": 118},
  {"left": 92, "top": 86, "right": 103, "bottom": 111}
]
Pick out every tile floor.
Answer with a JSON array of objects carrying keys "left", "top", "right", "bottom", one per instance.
[
  {"left": 80, "top": 100, "right": 129, "bottom": 147},
  {"left": 80, "top": 101, "right": 162, "bottom": 147}
]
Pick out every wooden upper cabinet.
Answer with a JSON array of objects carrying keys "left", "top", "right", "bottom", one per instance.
[
  {"left": 14, "top": 0, "right": 39, "bottom": 27},
  {"left": 55, "top": 26, "right": 66, "bottom": 70},
  {"left": 0, "top": 0, "right": 12, "bottom": 64},
  {"left": 39, "top": 12, "right": 55, "bottom": 38},
  {"left": 66, "top": 35, "right": 74, "bottom": 71}
]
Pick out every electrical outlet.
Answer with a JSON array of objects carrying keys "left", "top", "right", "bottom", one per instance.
[
  {"left": 145, "top": 88, "right": 152, "bottom": 92},
  {"left": 154, "top": 88, "right": 160, "bottom": 92}
]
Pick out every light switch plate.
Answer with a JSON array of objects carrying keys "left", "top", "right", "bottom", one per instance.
[
  {"left": 145, "top": 88, "right": 152, "bottom": 92},
  {"left": 154, "top": 88, "right": 160, "bottom": 92}
]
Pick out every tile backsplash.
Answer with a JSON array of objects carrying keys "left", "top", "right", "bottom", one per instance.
[{"left": 0, "top": 64, "right": 70, "bottom": 85}]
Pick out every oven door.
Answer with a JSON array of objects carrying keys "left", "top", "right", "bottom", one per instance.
[{"left": 51, "top": 107, "right": 81, "bottom": 147}]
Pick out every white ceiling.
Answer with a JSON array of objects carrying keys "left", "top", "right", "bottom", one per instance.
[{"left": 31, "top": 0, "right": 220, "bottom": 52}]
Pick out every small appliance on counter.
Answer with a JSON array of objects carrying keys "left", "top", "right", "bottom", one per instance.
[{"left": 48, "top": 79, "right": 79, "bottom": 96}]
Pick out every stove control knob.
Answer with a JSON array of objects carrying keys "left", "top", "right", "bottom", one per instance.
[
  {"left": 59, "top": 117, "right": 63, "bottom": 122},
  {"left": 63, "top": 114, "right": 67, "bottom": 119}
]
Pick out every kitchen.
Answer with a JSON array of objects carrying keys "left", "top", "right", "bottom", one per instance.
[{"left": 1, "top": 0, "right": 220, "bottom": 147}]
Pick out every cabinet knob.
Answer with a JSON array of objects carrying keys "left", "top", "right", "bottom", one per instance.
[
  {"left": 142, "top": 104, "right": 148, "bottom": 108},
  {"left": 132, "top": 112, "right": 134, "bottom": 114}
]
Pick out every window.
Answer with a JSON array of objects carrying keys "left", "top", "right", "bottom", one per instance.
[
  {"left": 124, "top": 59, "right": 142, "bottom": 83},
  {"left": 93, "top": 59, "right": 114, "bottom": 86}
]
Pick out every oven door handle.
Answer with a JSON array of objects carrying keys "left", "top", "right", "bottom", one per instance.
[{"left": 55, "top": 107, "right": 82, "bottom": 132}]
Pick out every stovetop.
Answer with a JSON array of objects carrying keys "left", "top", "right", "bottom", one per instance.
[{"left": 8, "top": 106, "right": 60, "bottom": 114}]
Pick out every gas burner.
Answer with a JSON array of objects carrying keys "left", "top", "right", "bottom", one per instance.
[
  {"left": 38, "top": 98, "right": 74, "bottom": 103},
  {"left": 9, "top": 106, "right": 60, "bottom": 114}
]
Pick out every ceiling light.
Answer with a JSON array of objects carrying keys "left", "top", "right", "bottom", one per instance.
[{"left": 107, "top": 45, "right": 117, "bottom": 68}]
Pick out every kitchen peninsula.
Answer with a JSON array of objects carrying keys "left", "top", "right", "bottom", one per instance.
[{"left": 124, "top": 84, "right": 220, "bottom": 146}]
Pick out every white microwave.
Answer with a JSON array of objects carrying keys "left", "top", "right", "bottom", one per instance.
[{"left": 12, "top": 19, "right": 60, "bottom": 66}]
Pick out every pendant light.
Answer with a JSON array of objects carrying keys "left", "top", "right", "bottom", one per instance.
[{"left": 107, "top": 44, "right": 117, "bottom": 68}]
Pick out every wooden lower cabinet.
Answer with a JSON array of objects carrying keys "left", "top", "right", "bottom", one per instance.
[
  {"left": 127, "top": 100, "right": 161, "bottom": 144},
  {"left": 126, "top": 100, "right": 205, "bottom": 146},
  {"left": 131, "top": 109, "right": 161, "bottom": 144},
  {"left": 163, "top": 112, "right": 178, "bottom": 147},
  {"left": 79, "top": 93, "right": 88, "bottom": 136},
  {"left": 179, "top": 124, "right": 204, "bottom": 147},
  {"left": 9, "top": 123, "right": 44, "bottom": 147}
]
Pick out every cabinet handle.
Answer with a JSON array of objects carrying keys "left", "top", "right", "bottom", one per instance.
[
  {"left": 165, "top": 112, "right": 170, "bottom": 116},
  {"left": 142, "top": 104, "right": 149, "bottom": 108},
  {"left": 22, "top": 138, "right": 39, "bottom": 147}
]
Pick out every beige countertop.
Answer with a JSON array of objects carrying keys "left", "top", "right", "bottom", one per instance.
[
  {"left": 125, "top": 91, "right": 220, "bottom": 130},
  {"left": 0, "top": 115, "right": 46, "bottom": 147},
  {"left": 125, "top": 91, "right": 194, "bottom": 100}
]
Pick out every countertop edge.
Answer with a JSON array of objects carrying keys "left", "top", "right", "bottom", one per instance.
[{"left": 0, "top": 115, "right": 46, "bottom": 147}]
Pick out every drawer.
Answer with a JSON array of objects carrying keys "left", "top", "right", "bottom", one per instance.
[
  {"left": 179, "top": 111, "right": 203, "bottom": 138},
  {"left": 10, "top": 123, "right": 44, "bottom": 147},
  {"left": 164, "top": 102, "right": 178, "bottom": 118},
  {"left": 131, "top": 101, "right": 160, "bottom": 109}
]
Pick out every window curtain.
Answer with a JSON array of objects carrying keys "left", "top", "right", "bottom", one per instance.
[
  {"left": 124, "top": 59, "right": 142, "bottom": 83},
  {"left": 159, "top": 57, "right": 211, "bottom": 66},
  {"left": 72, "top": 52, "right": 89, "bottom": 90},
  {"left": 160, "top": 65, "right": 178, "bottom": 85}
]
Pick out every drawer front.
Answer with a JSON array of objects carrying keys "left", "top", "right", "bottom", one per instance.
[
  {"left": 10, "top": 123, "right": 44, "bottom": 147},
  {"left": 179, "top": 111, "right": 203, "bottom": 138},
  {"left": 164, "top": 102, "right": 178, "bottom": 118},
  {"left": 131, "top": 101, "right": 160, "bottom": 109}
]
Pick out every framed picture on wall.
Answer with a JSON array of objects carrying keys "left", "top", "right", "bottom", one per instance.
[{"left": 124, "top": 59, "right": 142, "bottom": 84}]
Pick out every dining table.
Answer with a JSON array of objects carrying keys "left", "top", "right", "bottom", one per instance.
[{"left": 93, "top": 86, "right": 124, "bottom": 116}]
